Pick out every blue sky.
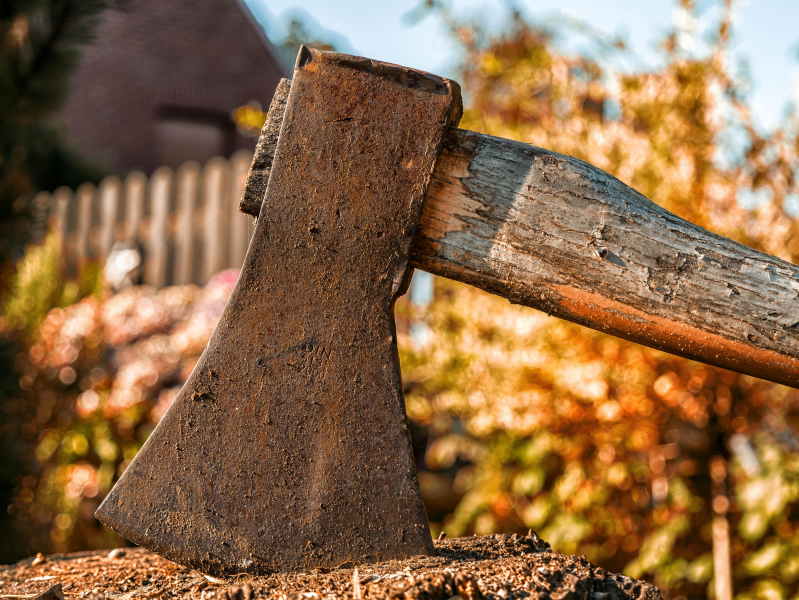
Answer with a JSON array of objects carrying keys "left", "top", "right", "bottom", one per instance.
[{"left": 243, "top": 0, "right": 798, "bottom": 134}]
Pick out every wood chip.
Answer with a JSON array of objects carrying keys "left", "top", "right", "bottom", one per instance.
[
  {"left": 30, "top": 555, "right": 47, "bottom": 568},
  {"left": 352, "top": 568, "right": 361, "bottom": 600}
]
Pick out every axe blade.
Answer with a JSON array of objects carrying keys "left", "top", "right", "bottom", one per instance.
[{"left": 95, "top": 47, "right": 462, "bottom": 574}]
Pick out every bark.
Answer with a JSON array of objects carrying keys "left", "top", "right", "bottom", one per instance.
[{"left": 245, "top": 119, "right": 799, "bottom": 388}]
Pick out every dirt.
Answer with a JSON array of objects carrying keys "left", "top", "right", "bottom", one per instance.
[{"left": 1, "top": 534, "right": 660, "bottom": 600}]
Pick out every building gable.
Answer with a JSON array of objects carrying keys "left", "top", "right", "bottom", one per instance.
[{"left": 61, "top": 0, "right": 287, "bottom": 173}]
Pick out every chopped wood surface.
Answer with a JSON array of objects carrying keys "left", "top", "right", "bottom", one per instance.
[{"left": 1, "top": 535, "right": 660, "bottom": 600}]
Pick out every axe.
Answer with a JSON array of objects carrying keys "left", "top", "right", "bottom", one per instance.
[{"left": 96, "top": 47, "right": 799, "bottom": 575}]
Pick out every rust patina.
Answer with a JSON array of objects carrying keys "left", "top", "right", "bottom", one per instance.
[{"left": 96, "top": 47, "right": 462, "bottom": 575}]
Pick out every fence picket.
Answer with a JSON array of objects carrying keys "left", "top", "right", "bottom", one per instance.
[
  {"left": 228, "top": 150, "right": 252, "bottom": 269},
  {"left": 99, "top": 176, "right": 121, "bottom": 258},
  {"left": 201, "top": 158, "right": 227, "bottom": 284},
  {"left": 51, "top": 153, "right": 254, "bottom": 289},
  {"left": 175, "top": 162, "right": 200, "bottom": 286},
  {"left": 74, "top": 183, "right": 95, "bottom": 263},
  {"left": 124, "top": 172, "right": 146, "bottom": 245},
  {"left": 51, "top": 187, "right": 71, "bottom": 245},
  {"left": 144, "top": 167, "right": 172, "bottom": 288}
]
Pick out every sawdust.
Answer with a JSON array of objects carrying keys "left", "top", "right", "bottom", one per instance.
[{"left": 0, "top": 534, "right": 660, "bottom": 600}]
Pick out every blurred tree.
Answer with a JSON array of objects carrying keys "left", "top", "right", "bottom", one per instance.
[
  {"left": 0, "top": 0, "right": 108, "bottom": 269},
  {"left": 398, "top": 1, "right": 799, "bottom": 598},
  {"left": 275, "top": 16, "right": 338, "bottom": 66},
  {"left": 0, "top": 0, "right": 110, "bottom": 563}
]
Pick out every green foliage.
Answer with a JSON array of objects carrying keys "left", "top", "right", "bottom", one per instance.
[
  {"left": 3, "top": 228, "right": 63, "bottom": 336},
  {"left": 2, "top": 228, "right": 104, "bottom": 337},
  {"left": 1, "top": 1, "right": 109, "bottom": 558}
]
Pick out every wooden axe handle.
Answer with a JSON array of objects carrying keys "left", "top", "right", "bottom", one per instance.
[{"left": 243, "top": 81, "right": 799, "bottom": 388}]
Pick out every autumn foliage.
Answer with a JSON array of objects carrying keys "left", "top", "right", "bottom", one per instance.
[
  {"left": 3, "top": 2, "right": 799, "bottom": 599},
  {"left": 399, "top": 2, "right": 799, "bottom": 598}
]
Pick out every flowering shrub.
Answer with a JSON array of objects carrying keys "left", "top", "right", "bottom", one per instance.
[{"left": 3, "top": 242, "right": 237, "bottom": 554}]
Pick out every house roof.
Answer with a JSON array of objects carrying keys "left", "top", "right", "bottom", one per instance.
[{"left": 61, "top": 0, "right": 288, "bottom": 174}]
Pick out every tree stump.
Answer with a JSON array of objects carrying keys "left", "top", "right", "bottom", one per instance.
[{"left": 1, "top": 535, "right": 660, "bottom": 600}]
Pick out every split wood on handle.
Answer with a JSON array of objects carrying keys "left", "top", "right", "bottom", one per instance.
[{"left": 243, "top": 81, "right": 799, "bottom": 389}]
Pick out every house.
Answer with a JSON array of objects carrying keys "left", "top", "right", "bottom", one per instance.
[{"left": 61, "top": 0, "right": 288, "bottom": 174}]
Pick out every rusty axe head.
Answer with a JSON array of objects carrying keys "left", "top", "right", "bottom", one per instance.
[{"left": 95, "top": 47, "right": 462, "bottom": 574}]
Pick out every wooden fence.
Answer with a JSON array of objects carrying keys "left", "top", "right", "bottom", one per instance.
[{"left": 43, "top": 151, "right": 256, "bottom": 289}]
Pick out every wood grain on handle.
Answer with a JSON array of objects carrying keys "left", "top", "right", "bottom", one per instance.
[{"left": 412, "top": 128, "right": 799, "bottom": 388}]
